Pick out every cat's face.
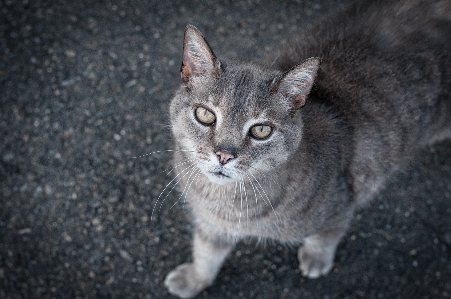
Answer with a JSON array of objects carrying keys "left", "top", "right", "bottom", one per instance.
[{"left": 170, "top": 25, "right": 319, "bottom": 185}]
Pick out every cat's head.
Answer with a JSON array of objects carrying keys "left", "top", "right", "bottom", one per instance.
[{"left": 170, "top": 25, "right": 320, "bottom": 185}]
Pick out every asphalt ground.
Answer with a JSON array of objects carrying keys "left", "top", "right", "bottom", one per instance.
[{"left": 1, "top": 0, "right": 450, "bottom": 298}]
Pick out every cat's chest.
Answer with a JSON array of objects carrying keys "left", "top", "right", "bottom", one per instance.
[{"left": 183, "top": 178, "right": 314, "bottom": 242}]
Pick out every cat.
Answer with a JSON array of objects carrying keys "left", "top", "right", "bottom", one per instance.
[{"left": 162, "top": 0, "right": 451, "bottom": 297}]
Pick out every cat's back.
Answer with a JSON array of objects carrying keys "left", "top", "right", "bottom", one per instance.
[
  {"left": 280, "top": 0, "right": 451, "bottom": 140},
  {"left": 276, "top": 0, "right": 451, "bottom": 68},
  {"left": 274, "top": 0, "right": 451, "bottom": 203},
  {"left": 275, "top": 0, "right": 451, "bottom": 106}
]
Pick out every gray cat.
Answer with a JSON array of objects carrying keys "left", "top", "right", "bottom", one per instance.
[{"left": 163, "top": 0, "right": 451, "bottom": 297}]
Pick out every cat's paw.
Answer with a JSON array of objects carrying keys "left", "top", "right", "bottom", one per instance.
[
  {"left": 298, "top": 245, "right": 334, "bottom": 279},
  {"left": 164, "top": 263, "right": 211, "bottom": 299}
]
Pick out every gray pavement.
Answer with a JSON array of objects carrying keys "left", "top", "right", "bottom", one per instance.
[{"left": 1, "top": 0, "right": 450, "bottom": 298}]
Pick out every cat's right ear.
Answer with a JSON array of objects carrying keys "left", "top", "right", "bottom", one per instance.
[{"left": 181, "top": 25, "right": 219, "bottom": 84}]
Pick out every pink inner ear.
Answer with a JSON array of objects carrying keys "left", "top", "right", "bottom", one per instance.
[
  {"left": 181, "top": 51, "right": 205, "bottom": 82},
  {"left": 181, "top": 60, "right": 192, "bottom": 83},
  {"left": 292, "top": 94, "right": 307, "bottom": 110},
  {"left": 181, "top": 51, "right": 197, "bottom": 82}
]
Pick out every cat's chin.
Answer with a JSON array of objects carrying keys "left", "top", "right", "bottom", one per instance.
[{"left": 205, "top": 171, "right": 238, "bottom": 185}]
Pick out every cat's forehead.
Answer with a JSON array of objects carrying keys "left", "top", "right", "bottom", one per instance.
[
  {"left": 187, "top": 62, "right": 289, "bottom": 123},
  {"left": 209, "top": 64, "right": 279, "bottom": 111}
]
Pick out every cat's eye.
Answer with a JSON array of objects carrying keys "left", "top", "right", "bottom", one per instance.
[
  {"left": 195, "top": 107, "right": 216, "bottom": 125},
  {"left": 250, "top": 125, "right": 272, "bottom": 139}
]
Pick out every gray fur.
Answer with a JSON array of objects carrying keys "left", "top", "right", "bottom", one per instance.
[{"left": 164, "top": 0, "right": 451, "bottom": 298}]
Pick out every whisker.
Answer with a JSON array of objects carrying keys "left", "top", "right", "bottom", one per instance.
[
  {"left": 158, "top": 165, "right": 196, "bottom": 217},
  {"left": 169, "top": 167, "right": 201, "bottom": 210},
  {"left": 129, "top": 149, "right": 195, "bottom": 159},
  {"left": 221, "top": 186, "right": 231, "bottom": 223},
  {"left": 151, "top": 163, "right": 195, "bottom": 220},
  {"left": 163, "top": 159, "right": 195, "bottom": 177},
  {"left": 187, "top": 170, "right": 202, "bottom": 206},
  {"left": 268, "top": 174, "right": 282, "bottom": 189},
  {"left": 239, "top": 180, "right": 243, "bottom": 225},
  {"left": 241, "top": 178, "right": 249, "bottom": 226},
  {"left": 246, "top": 174, "right": 260, "bottom": 206},
  {"left": 156, "top": 164, "right": 198, "bottom": 216},
  {"left": 233, "top": 181, "right": 238, "bottom": 208},
  {"left": 191, "top": 169, "right": 202, "bottom": 196},
  {"left": 250, "top": 165, "right": 282, "bottom": 188},
  {"left": 233, "top": 181, "right": 238, "bottom": 223},
  {"left": 249, "top": 172, "right": 279, "bottom": 220},
  {"left": 267, "top": 51, "right": 281, "bottom": 69},
  {"left": 247, "top": 175, "right": 262, "bottom": 229},
  {"left": 247, "top": 174, "right": 268, "bottom": 207},
  {"left": 223, "top": 186, "right": 231, "bottom": 222}
]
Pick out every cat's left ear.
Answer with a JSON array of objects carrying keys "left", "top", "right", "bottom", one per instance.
[
  {"left": 181, "top": 25, "right": 220, "bottom": 84},
  {"left": 275, "top": 57, "right": 320, "bottom": 112}
]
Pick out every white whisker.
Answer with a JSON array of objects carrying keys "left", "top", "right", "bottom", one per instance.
[
  {"left": 151, "top": 163, "right": 196, "bottom": 220},
  {"left": 268, "top": 51, "right": 281, "bottom": 69},
  {"left": 247, "top": 175, "right": 261, "bottom": 229},
  {"left": 233, "top": 181, "right": 238, "bottom": 209},
  {"left": 163, "top": 159, "right": 195, "bottom": 177},
  {"left": 249, "top": 172, "right": 278, "bottom": 220},
  {"left": 156, "top": 164, "right": 198, "bottom": 215},
  {"left": 239, "top": 180, "right": 243, "bottom": 225},
  {"left": 186, "top": 170, "right": 202, "bottom": 206},
  {"left": 169, "top": 167, "right": 200, "bottom": 210},
  {"left": 247, "top": 174, "right": 268, "bottom": 207},
  {"left": 250, "top": 165, "right": 282, "bottom": 189},
  {"left": 222, "top": 186, "right": 232, "bottom": 223},
  {"left": 246, "top": 175, "right": 260, "bottom": 206},
  {"left": 241, "top": 178, "right": 249, "bottom": 226},
  {"left": 224, "top": 186, "right": 231, "bottom": 222},
  {"left": 129, "top": 149, "right": 195, "bottom": 159}
]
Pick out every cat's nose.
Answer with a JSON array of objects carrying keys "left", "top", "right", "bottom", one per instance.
[{"left": 216, "top": 151, "right": 235, "bottom": 164}]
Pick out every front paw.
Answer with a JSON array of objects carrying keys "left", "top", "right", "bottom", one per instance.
[
  {"left": 164, "top": 263, "right": 211, "bottom": 299},
  {"left": 298, "top": 245, "right": 334, "bottom": 279}
]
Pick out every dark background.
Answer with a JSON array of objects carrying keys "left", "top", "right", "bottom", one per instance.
[{"left": 1, "top": 0, "right": 450, "bottom": 298}]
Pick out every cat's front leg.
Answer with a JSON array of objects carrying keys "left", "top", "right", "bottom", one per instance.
[
  {"left": 298, "top": 227, "right": 346, "bottom": 279},
  {"left": 164, "top": 227, "right": 234, "bottom": 298}
]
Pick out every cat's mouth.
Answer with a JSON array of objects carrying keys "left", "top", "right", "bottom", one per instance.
[
  {"left": 205, "top": 168, "right": 237, "bottom": 185},
  {"left": 211, "top": 171, "right": 230, "bottom": 178}
]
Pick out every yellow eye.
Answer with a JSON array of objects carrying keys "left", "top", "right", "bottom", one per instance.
[
  {"left": 195, "top": 107, "right": 216, "bottom": 125},
  {"left": 250, "top": 125, "right": 272, "bottom": 139}
]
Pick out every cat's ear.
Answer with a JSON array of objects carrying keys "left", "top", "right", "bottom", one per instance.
[
  {"left": 275, "top": 57, "right": 320, "bottom": 112},
  {"left": 181, "top": 25, "right": 219, "bottom": 83}
]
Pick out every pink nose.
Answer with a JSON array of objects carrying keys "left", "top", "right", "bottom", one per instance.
[{"left": 216, "top": 151, "right": 235, "bottom": 164}]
